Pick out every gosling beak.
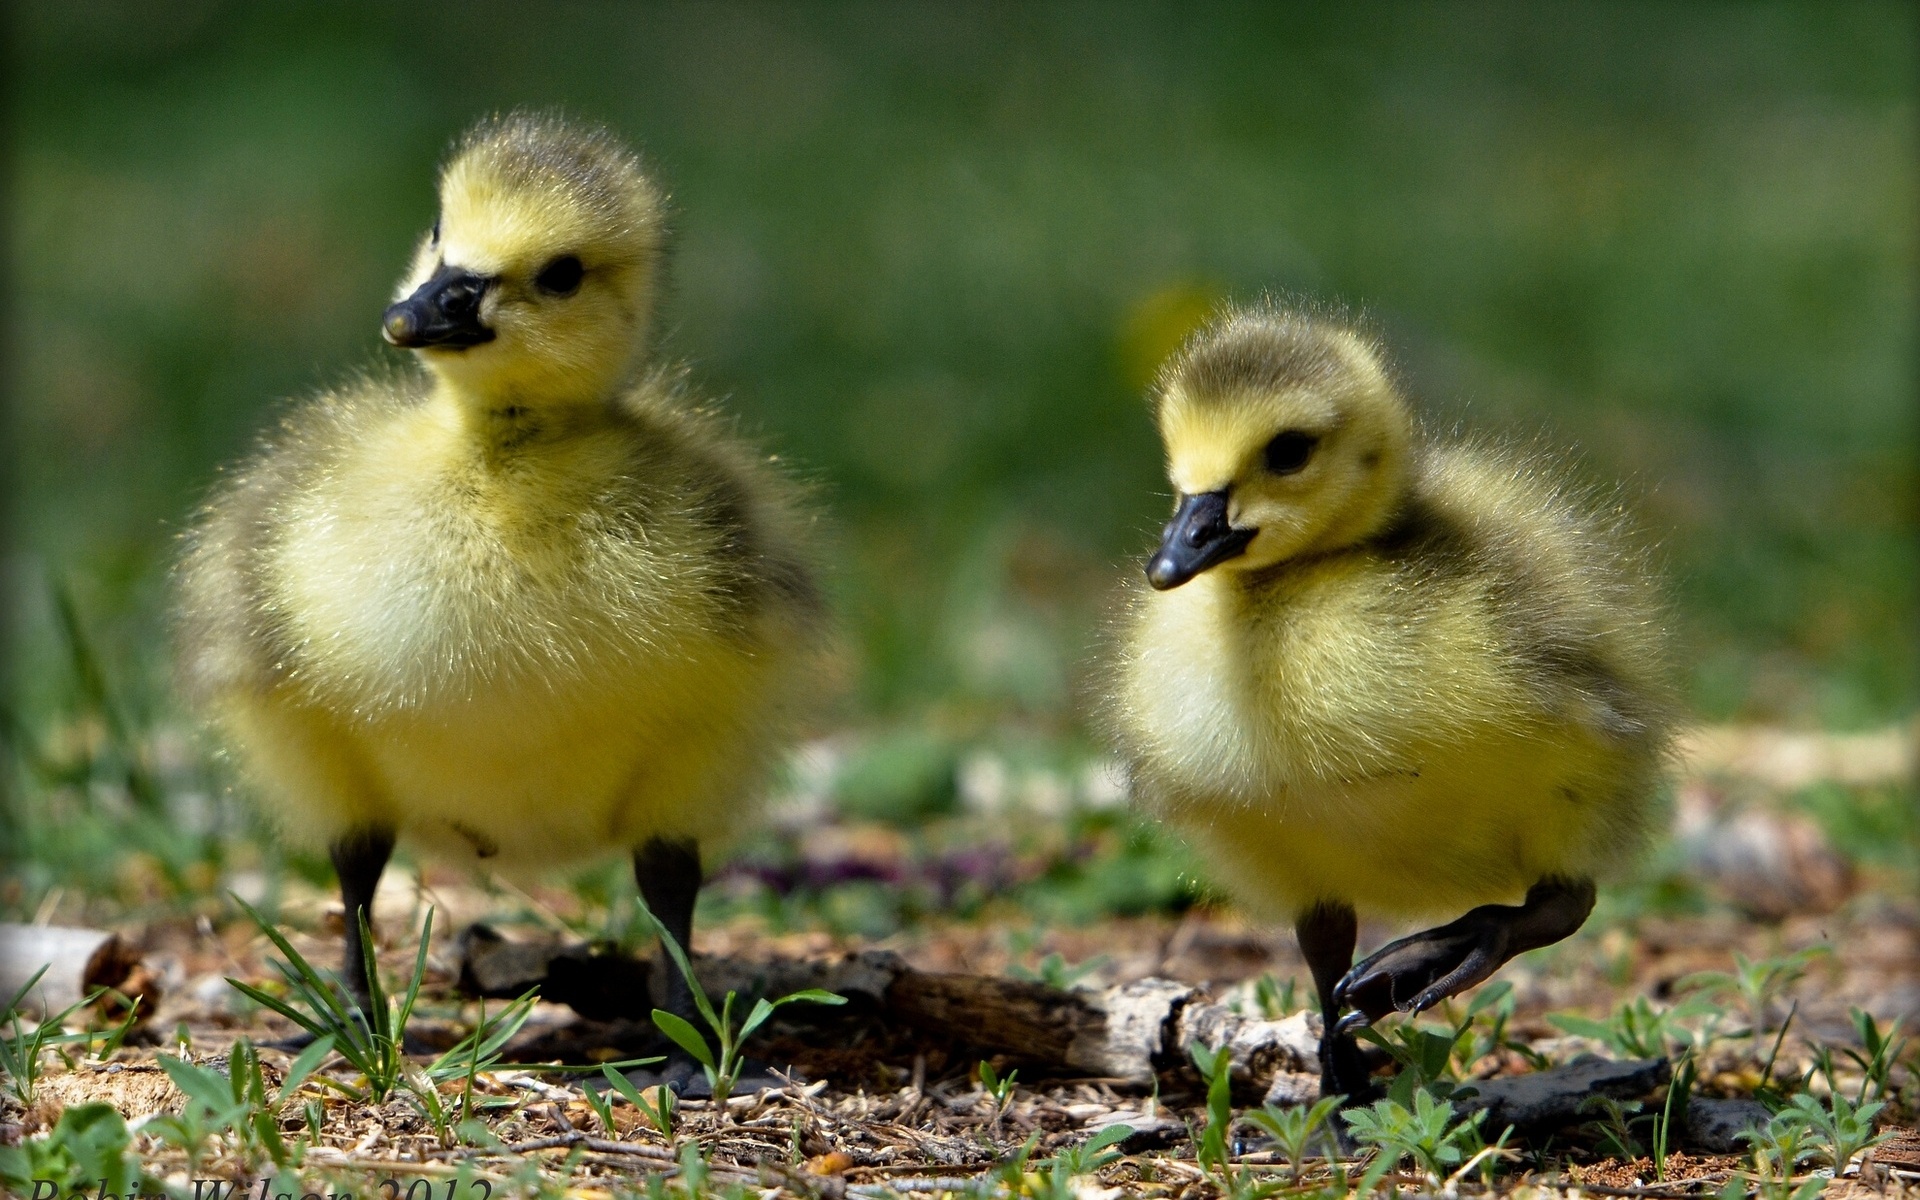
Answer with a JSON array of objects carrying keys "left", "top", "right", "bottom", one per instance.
[
  {"left": 382, "top": 264, "right": 496, "bottom": 349},
  {"left": 1145, "top": 490, "right": 1256, "bottom": 590}
]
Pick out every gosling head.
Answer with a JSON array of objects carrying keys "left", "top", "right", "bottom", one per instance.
[
  {"left": 1145, "top": 307, "right": 1413, "bottom": 590},
  {"left": 384, "top": 112, "right": 667, "bottom": 406}
]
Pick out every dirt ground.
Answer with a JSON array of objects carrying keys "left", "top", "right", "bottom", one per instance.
[{"left": 8, "top": 868, "right": 1918, "bottom": 1198}]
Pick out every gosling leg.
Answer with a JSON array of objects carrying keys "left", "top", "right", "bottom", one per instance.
[
  {"left": 1295, "top": 900, "right": 1375, "bottom": 1107},
  {"left": 330, "top": 827, "right": 395, "bottom": 1013},
  {"left": 1333, "top": 876, "right": 1596, "bottom": 1034},
  {"left": 634, "top": 836, "right": 704, "bottom": 1090}
]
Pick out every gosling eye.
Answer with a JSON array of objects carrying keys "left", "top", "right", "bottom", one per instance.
[
  {"left": 1264, "top": 429, "right": 1319, "bottom": 475},
  {"left": 429, "top": 218, "right": 440, "bottom": 246},
  {"left": 534, "top": 254, "right": 585, "bottom": 297}
]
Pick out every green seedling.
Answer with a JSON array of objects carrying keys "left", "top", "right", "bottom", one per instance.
[
  {"left": 1188, "top": 1040, "right": 1287, "bottom": 1198},
  {"left": 1244, "top": 1094, "right": 1344, "bottom": 1182},
  {"left": 1189, "top": 1041, "right": 1236, "bottom": 1181},
  {"left": 1578, "top": 1094, "right": 1650, "bottom": 1161},
  {"left": 1016, "top": 1125, "right": 1137, "bottom": 1200},
  {"left": 0, "top": 1102, "right": 156, "bottom": 1198},
  {"left": 1357, "top": 1019, "right": 1473, "bottom": 1106},
  {"left": 1, "top": 965, "right": 137, "bottom": 1106},
  {"left": 1741, "top": 1101, "right": 1819, "bottom": 1181},
  {"left": 979, "top": 1059, "right": 1019, "bottom": 1116},
  {"left": 1009, "top": 951, "right": 1110, "bottom": 991},
  {"left": 1840, "top": 1007, "right": 1908, "bottom": 1103},
  {"left": 634, "top": 892, "right": 845, "bottom": 1111},
  {"left": 1772, "top": 1091, "right": 1891, "bottom": 1173},
  {"left": 675, "top": 1138, "right": 709, "bottom": 1197},
  {"left": 1048, "top": 1123, "right": 1132, "bottom": 1176},
  {"left": 225, "top": 893, "right": 429, "bottom": 1103},
  {"left": 1652, "top": 1052, "right": 1697, "bottom": 1181},
  {"left": 1548, "top": 993, "right": 1714, "bottom": 1060},
  {"left": 149, "top": 1034, "right": 334, "bottom": 1172},
  {"left": 602, "top": 1064, "right": 678, "bottom": 1137},
  {"left": 1252, "top": 973, "right": 1298, "bottom": 1019},
  {"left": 1344, "top": 1089, "right": 1493, "bottom": 1193},
  {"left": 1679, "top": 949, "right": 1826, "bottom": 1047},
  {"left": 582, "top": 1071, "right": 619, "bottom": 1135},
  {"left": 1454, "top": 979, "right": 1547, "bottom": 1070},
  {"left": 988, "top": 1131, "right": 1042, "bottom": 1196}
]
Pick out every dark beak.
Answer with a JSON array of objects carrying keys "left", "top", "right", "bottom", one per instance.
[
  {"left": 382, "top": 264, "right": 496, "bottom": 349},
  {"left": 1145, "top": 490, "right": 1256, "bottom": 590}
]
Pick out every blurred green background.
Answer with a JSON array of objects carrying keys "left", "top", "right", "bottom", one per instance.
[{"left": 5, "top": 3, "right": 1915, "bottom": 917}]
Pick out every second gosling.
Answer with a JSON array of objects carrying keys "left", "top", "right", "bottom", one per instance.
[
  {"left": 174, "top": 115, "right": 824, "bottom": 1076},
  {"left": 1104, "top": 305, "right": 1673, "bottom": 1102}
]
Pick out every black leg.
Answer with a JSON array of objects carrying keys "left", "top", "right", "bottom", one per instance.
[
  {"left": 1334, "top": 876, "right": 1596, "bottom": 1033},
  {"left": 634, "top": 837, "right": 703, "bottom": 1086},
  {"left": 330, "top": 828, "right": 395, "bottom": 1012},
  {"left": 1295, "top": 900, "right": 1373, "bottom": 1106}
]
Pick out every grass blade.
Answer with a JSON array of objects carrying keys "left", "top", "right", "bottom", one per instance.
[{"left": 650, "top": 1009, "right": 716, "bottom": 1070}]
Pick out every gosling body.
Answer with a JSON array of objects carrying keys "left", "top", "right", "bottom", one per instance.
[
  {"left": 174, "top": 116, "right": 821, "bottom": 1063},
  {"left": 178, "top": 373, "right": 815, "bottom": 867},
  {"left": 1106, "top": 306, "right": 1672, "bottom": 1100}
]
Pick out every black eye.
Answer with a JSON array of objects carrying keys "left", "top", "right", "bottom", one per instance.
[
  {"left": 429, "top": 218, "right": 440, "bottom": 245},
  {"left": 534, "top": 255, "right": 585, "bottom": 296},
  {"left": 1264, "top": 430, "right": 1318, "bottom": 474}
]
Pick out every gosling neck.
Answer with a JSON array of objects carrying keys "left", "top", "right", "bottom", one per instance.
[{"left": 428, "top": 371, "right": 619, "bottom": 458}]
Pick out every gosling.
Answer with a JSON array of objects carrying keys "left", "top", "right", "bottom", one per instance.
[
  {"left": 1104, "top": 305, "right": 1673, "bottom": 1102},
  {"left": 173, "top": 114, "right": 824, "bottom": 1065}
]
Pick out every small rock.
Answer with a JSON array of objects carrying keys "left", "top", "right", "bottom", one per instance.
[
  {"left": 1454, "top": 1055, "right": 1669, "bottom": 1132},
  {"left": 1686, "top": 1096, "right": 1774, "bottom": 1154}
]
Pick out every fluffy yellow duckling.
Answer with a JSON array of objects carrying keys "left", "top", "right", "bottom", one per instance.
[
  {"left": 173, "top": 114, "right": 823, "bottom": 1051},
  {"left": 1104, "top": 304, "right": 1673, "bottom": 1101}
]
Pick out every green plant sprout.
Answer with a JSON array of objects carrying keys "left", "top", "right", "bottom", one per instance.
[
  {"left": 149, "top": 1034, "right": 334, "bottom": 1172},
  {"left": 1007, "top": 1124, "right": 1137, "bottom": 1200},
  {"left": 225, "top": 894, "right": 431, "bottom": 1103},
  {"left": 1252, "top": 973, "right": 1298, "bottom": 1019},
  {"left": 1188, "top": 1041, "right": 1287, "bottom": 1199},
  {"left": 1008, "top": 951, "right": 1109, "bottom": 991},
  {"left": 1244, "top": 1094, "right": 1344, "bottom": 1183},
  {"left": 1452, "top": 979, "right": 1549, "bottom": 1071},
  {"left": 1344, "top": 1089, "right": 1494, "bottom": 1193},
  {"left": 1769, "top": 1091, "right": 1892, "bottom": 1173},
  {"left": 1680, "top": 949, "right": 1825, "bottom": 1036},
  {"left": 1652, "top": 1052, "right": 1697, "bottom": 1182},
  {"left": 1548, "top": 993, "right": 1715, "bottom": 1060},
  {"left": 979, "top": 1059, "right": 1019, "bottom": 1118},
  {"left": 1840, "top": 1007, "right": 1908, "bottom": 1103},
  {"left": 600, "top": 1064, "right": 679, "bottom": 1137},
  {"left": 634, "top": 891, "right": 845, "bottom": 1111},
  {"left": 1, "top": 964, "right": 142, "bottom": 1107},
  {"left": 1357, "top": 1019, "right": 1472, "bottom": 1107},
  {"left": 0, "top": 1102, "right": 157, "bottom": 1198},
  {"left": 226, "top": 894, "right": 653, "bottom": 1127},
  {"left": 1577, "top": 1093, "right": 1650, "bottom": 1161},
  {"left": 1740, "top": 1103, "right": 1822, "bottom": 1198}
]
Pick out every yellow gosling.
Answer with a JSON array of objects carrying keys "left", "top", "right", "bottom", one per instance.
[
  {"left": 1103, "top": 304, "right": 1674, "bottom": 1102},
  {"left": 173, "top": 115, "right": 824, "bottom": 1075}
]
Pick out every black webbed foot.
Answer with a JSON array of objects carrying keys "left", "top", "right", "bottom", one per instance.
[
  {"left": 1333, "top": 914, "right": 1511, "bottom": 1033},
  {"left": 1332, "top": 877, "right": 1596, "bottom": 1034}
]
